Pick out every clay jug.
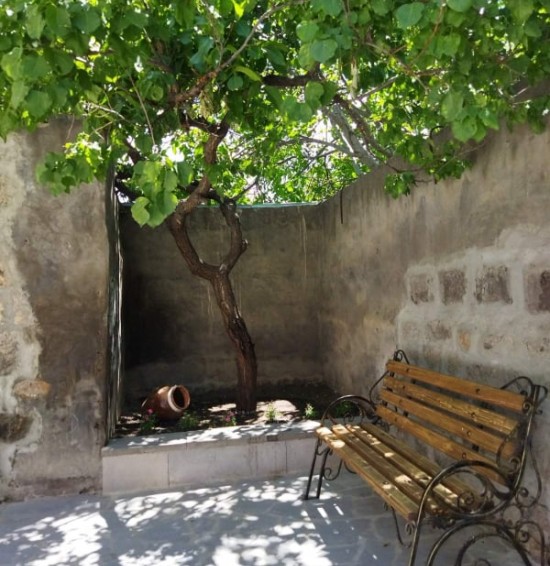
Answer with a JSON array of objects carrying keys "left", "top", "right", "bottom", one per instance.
[{"left": 141, "top": 385, "right": 191, "bottom": 421}]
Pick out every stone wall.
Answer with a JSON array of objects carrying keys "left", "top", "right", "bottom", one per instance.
[
  {"left": 121, "top": 203, "right": 323, "bottom": 408},
  {"left": 0, "top": 122, "right": 110, "bottom": 500},
  {"left": 317, "top": 122, "right": 550, "bottom": 532}
]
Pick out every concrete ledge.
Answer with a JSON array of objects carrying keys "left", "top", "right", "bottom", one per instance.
[{"left": 102, "top": 421, "right": 319, "bottom": 495}]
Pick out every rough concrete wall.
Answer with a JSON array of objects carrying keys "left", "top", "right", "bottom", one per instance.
[
  {"left": 121, "top": 204, "right": 322, "bottom": 409},
  {"left": 0, "top": 122, "right": 109, "bottom": 500},
  {"left": 318, "top": 122, "right": 550, "bottom": 530}
]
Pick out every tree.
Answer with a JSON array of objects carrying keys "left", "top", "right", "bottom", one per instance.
[{"left": 1, "top": 0, "right": 548, "bottom": 412}]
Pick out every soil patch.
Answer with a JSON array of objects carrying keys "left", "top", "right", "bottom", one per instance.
[{"left": 113, "top": 381, "right": 339, "bottom": 438}]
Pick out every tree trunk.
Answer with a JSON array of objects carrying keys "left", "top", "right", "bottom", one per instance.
[
  {"left": 169, "top": 197, "right": 257, "bottom": 413},
  {"left": 212, "top": 271, "right": 257, "bottom": 412}
]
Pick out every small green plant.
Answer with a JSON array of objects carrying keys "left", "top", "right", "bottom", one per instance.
[
  {"left": 223, "top": 410, "right": 237, "bottom": 427},
  {"left": 177, "top": 411, "right": 200, "bottom": 432},
  {"left": 264, "top": 403, "right": 279, "bottom": 423},
  {"left": 303, "top": 403, "right": 319, "bottom": 420},
  {"left": 332, "top": 401, "right": 357, "bottom": 419},
  {"left": 139, "top": 409, "right": 158, "bottom": 435}
]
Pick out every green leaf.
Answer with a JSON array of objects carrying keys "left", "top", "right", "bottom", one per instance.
[
  {"left": 441, "top": 90, "right": 464, "bottom": 121},
  {"left": 45, "top": 5, "right": 72, "bottom": 37},
  {"left": 176, "top": 161, "right": 194, "bottom": 186},
  {"left": 159, "top": 191, "right": 178, "bottom": 216},
  {"left": 310, "top": 39, "right": 338, "bottom": 63},
  {"left": 190, "top": 37, "right": 214, "bottom": 70},
  {"left": 447, "top": 0, "right": 472, "bottom": 12},
  {"left": 298, "top": 44, "right": 315, "bottom": 69},
  {"left": 296, "top": 21, "right": 319, "bottom": 43},
  {"left": 174, "top": 1, "right": 196, "bottom": 28},
  {"left": 227, "top": 74, "right": 244, "bottom": 91},
  {"left": 434, "top": 33, "right": 461, "bottom": 57},
  {"left": 131, "top": 197, "right": 151, "bottom": 227},
  {"left": 163, "top": 170, "right": 178, "bottom": 192},
  {"left": 479, "top": 108, "right": 500, "bottom": 130},
  {"left": 73, "top": 9, "right": 101, "bottom": 34},
  {"left": 311, "top": 0, "right": 343, "bottom": 17},
  {"left": 371, "top": 0, "right": 392, "bottom": 16},
  {"left": 452, "top": 116, "right": 477, "bottom": 142},
  {"left": 305, "top": 82, "right": 324, "bottom": 108},
  {"left": 264, "top": 46, "right": 286, "bottom": 69},
  {"left": 52, "top": 51, "right": 75, "bottom": 75},
  {"left": 282, "top": 97, "right": 313, "bottom": 122},
  {"left": 26, "top": 5, "right": 45, "bottom": 39},
  {"left": 319, "top": 81, "right": 338, "bottom": 104},
  {"left": 232, "top": 0, "right": 246, "bottom": 18},
  {"left": 25, "top": 90, "right": 52, "bottom": 118},
  {"left": 234, "top": 65, "right": 262, "bottom": 82},
  {"left": 22, "top": 55, "right": 51, "bottom": 79},
  {"left": 10, "top": 80, "right": 29, "bottom": 109},
  {"left": 395, "top": 3, "right": 425, "bottom": 29},
  {"left": 509, "top": 0, "right": 533, "bottom": 23},
  {"left": 1, "top": 47, "right": 23, "bottom": 80}
]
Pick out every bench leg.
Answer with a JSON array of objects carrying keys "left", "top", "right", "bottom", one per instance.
[{"left": 303, "top": 438, "right": 331, "bottom": 500}]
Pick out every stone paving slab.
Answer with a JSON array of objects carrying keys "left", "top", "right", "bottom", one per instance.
[{"left": 0, "top": 473, "right": 520, "bottom": 566}]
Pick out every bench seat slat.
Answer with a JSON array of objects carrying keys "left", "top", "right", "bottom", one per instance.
[
  {"left": 386, "top": 360, "right": 527, "bottom": 413},
  {"left": 328, "top": 424, "right": 441, "bottom": 512},
  {"left": 316, "top": 426, "right": 419, "bottom": 521},
  {"left": 357, "top": 422, "right": 480, "bottom": 500},
  {"left": 379, "top": 388, "right": 518, "bottom": 460},
  {"left": 333, "top": 423, "right": 462, "bottom": 510},
  {"left": 383, "top": 375, "right": 519, "bottom": 436},
  {"left": 376, "top": 405, "right": 512, "bottom": 485}
]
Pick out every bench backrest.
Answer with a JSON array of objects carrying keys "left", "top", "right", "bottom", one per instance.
[{"left": 376, "top": 359, "right": 541, "bottom": 486}]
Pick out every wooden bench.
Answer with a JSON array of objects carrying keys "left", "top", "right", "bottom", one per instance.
[{"left": 304, "top": 350, "right": 548, "bottom": 566}]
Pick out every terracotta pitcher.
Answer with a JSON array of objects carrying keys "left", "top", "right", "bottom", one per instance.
[{"left": 141, "top": 385, "right": 191, "bottom": 420}]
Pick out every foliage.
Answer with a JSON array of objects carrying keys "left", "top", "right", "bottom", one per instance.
[
  {"left": 176, "top": 411, "right": 201, "bottom": 432},
  {"left": 303, "top": 403, "right": 319, "bottom": 420},
  {"left": 0, "top": 0, "right": 548, "bottom": 216},
  {"left": 223, "top": 410, "right": 238, "bottom": 426},
  {"left": 139, "top": 408, "right": 158, "bottom": 434},
  {"left": 264, "top": 402, "right": 279, "bottom": 422}
]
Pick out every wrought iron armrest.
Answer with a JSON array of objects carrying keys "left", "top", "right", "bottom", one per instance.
[{"left": 320, "top": 394, "right": 377, "bottom": 427}]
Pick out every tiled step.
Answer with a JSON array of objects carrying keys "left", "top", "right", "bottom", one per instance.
[{"left": 102, "top": 421, "right": 319, "bottom": 495}]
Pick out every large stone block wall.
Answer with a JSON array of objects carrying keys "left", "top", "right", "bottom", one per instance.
[
  {"left": 318, "top": 122, "right": 550, "bottom": 532},
  {"left": 0, "top": 122, "right": 110, "bottom": 500}
]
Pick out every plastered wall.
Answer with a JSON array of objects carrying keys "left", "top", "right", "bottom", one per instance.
[{"left": 0, "top": 122, "right": 110, "bottom": 500}]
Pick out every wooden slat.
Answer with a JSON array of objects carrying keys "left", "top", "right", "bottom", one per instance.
[
  {"left": 376, "top": 405, "right": 512, "bottom": 485},
  {"left": 357, "top": 421, "right": 479, "bottom": 500},
  {"left": 383, "top": 375, "right": 519, "bottom": 436},
  {"left": 379, "top": 388, "right": 518, "bottom": 460},
  {"left": 329, "top": 424, "right": 441, "bottom": 513},
  {"left": 316, "top": 426, "right": 419, "bottom": 520},
  {"left": 386, "top": 360, "right": 527, "bottom": 413},
  {"left": 332, "top": 423, "right": 460, "bottom": 511}
]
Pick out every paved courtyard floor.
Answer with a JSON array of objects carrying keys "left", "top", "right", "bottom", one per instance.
[{"left": 0, "top": 473, "right": 521, "bottom": 566}]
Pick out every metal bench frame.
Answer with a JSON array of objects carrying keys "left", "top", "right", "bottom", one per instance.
[{"left": 304, "top": 350, "right": 549, "bottom": 566}]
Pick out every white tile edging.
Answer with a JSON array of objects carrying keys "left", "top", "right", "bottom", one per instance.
[{"left": 102, "top": 421, "right": 319, "bottom": 495}]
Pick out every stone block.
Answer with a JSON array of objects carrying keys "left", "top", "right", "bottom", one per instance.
[
  {"left": 409, "top": 273, "right": 434, "bottom": 305},
  {"left": 439, "top": 269, "right": 466, "bottom": 304},
  {"left": 427, "top": 320, "right": 452, "bottom": 341},
  {"left": 474, "top": 266, "right": 512, "bottom": 304},
  {"left": 13, "top": 379, "right": 51, "bottom": 401},
  {"left": 0, "top": 332, "right": 17, "bottom": 375},
  {"left": 0, "top": 414, "right": 32, "bottom": 442},
  {"left": 525, "top": 269, "right": 550, "bottom": 313}
]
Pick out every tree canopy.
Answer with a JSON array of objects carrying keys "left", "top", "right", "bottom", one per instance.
[{"left": 1, "top": 0, "right": 548, "bottom": 221}]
